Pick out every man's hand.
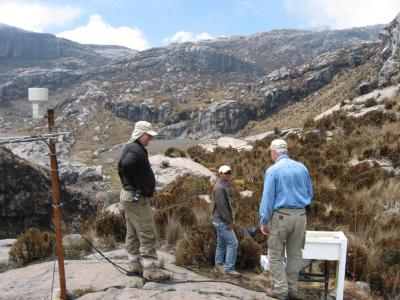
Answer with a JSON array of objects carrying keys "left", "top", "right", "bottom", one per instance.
[
  {"left": 261, "top": 225, "right": 269, "bottom": 235},
  {"left": 227, "top": 223, "right": 234, "bottom": 230}
]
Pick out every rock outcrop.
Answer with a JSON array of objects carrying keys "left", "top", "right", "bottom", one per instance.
[
  {"left": 149, "top": 154, "right": 215, "bottom": 189},
  {"left": 160, "top": 43, "right": 379, "bottom": 138},
  {"left": 0, "top": 147, "right": 95, "bottom": 238},
  {"left": 192, "top": 100, "right": 249, "bottom": 137},
  {"left": 0, "top": 18, "right": 394, "bottom": 139},
  {"left": 6, "top": 138, "right": 107, "bottom": 185},
  {"left": 105, "top": 100, "right": 172, "bottom": 124},
  {"left": 0, "top": 250, "right": 270, "bottom": 300},
  {"left": 378, "top": 13, "right": 400, "bottom": 86}
]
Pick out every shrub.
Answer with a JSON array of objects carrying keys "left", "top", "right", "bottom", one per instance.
[
  {"left": 362, "top": 148, "right": 376, "bottom": 159},
  {"left": 173, "top": 205, "right": 197, "bottom": 228},
  {"left": 187, "top": 145, "right": 212, "bottom": 165},
  {"left": 155, "top": 204, "right": 197, "bottom": 240},
  {"left": 166, "top": 216, "right": 183, "bottom": 245},
  {"left": 389, "top": 148, "right": 400, "bottom": 168},
  {"left": 161, "top": 160, "right": 170, "bottom": 168},
  {"left": 64, "top": 232, "right": 93, "bottom": 259},
  {"left": 379, "top": 144, "right": 391, "bottom": 157},
  {"left": 9, "top": 228, "right": 54, "bottom": 265},
  {"left": 340, "top": 162, "right": 390, "bottom": 190},
  {"left": 357, "top": 110, "right": 384, "bottom": 127},
  {"left": 364, "top": 97, "right": 377, "bottom": 108},
  {"left": 183, "top": 176, "right": 210, "bottom": 195},
  {"left": 165, "top": 147, "right": 186, "bottom": 158},
  {"left": 322, "top": 162, "right": 345, "bottom": 179},
  {"left": 346, "top": 240, "right": 369, "bottom": 281},
  {"left": 384, "top": 99, "right": 395, "bottom": 110},
  {"left": 303, "top": 117, "right": 315, "bottom": 129},
  {"left": 93, "top": 210, "right": 126, "bottom": 242},
  {"left": 175, "top": 222, "right": 216, "bottom": 267},
  {"left": 236, "top": 236, "right": 262, "bottom": 271},
  {"left": 342, "top": 118, "right": 355, "bottom": 135},
  {"left": 251, "top": 229, "right": 268, "bottom": 246},
  {"left": 154, "top": 210, "right": 168, "bottom": 238}
]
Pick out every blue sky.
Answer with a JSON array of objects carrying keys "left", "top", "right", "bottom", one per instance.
[{"left": 0, "top": 0, "right": 399, "bottom": 50}]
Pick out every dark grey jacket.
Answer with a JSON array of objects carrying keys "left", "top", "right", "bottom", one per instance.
[
  {"left": 212, "top": 178, "right": 233, "bottom": 224},
  {"left": 118, "top": 141, "right": 156, "bottom": 197}
]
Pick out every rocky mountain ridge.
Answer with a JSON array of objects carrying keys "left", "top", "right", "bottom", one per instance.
[{"left": 0, "top": 23, "right": 384, "bottom": 131}]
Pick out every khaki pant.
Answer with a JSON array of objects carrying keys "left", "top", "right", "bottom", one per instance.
[
  {"left": 268, "top": 208, "right": 306, "bottom": 296},
  {"left": 120, "top": 189, "right": 158, "bottom": 266}
]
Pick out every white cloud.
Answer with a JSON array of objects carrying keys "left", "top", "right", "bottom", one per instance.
[
  {"left": 284, "top": 0, "right": 400, "bottom": 29},
  {"left": 0, "top": 1, "right": 82, "bottom": 32},
  {"left": 163, "top": 31, "right": 213, "bottom": 44},
  {"left": 56, "top": 14, "right": 149, "bottom": 50}
]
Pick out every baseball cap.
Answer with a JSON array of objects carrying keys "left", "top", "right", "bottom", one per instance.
[
  {"left": 268, "top": 139, "right": 287, "bottom": 151},
  {"left": 218, "top": 165, "right": 232, "bottom": 174}
]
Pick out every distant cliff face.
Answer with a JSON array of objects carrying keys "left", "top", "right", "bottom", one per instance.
[{"left": 0, "top": 147, "right": 95, "bottom": 238}]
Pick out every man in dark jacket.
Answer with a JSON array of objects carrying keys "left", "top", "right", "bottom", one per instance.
[
  {"left": 118, "top": 121, "right": 170, "bottom": 281},
  {"left": 211, "top": 165, "right": 241, "bottom": 278}
]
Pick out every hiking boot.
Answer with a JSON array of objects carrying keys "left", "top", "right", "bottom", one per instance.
[
  {"left": 265, "top": 287, "right": 289, "bottom": 300},
  {"left": 128, "top": 260, "right": 143, "bottom": 276},
  {"left": 224, "top": 269, "right": 241, "bottom": 278},
  {"left": 214, "top": 264, "right": 224, "bottom": 273},
  {"left": 143, "top": 263, "right": 171, "bottom": 282}
]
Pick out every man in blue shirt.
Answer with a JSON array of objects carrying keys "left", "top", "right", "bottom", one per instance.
[{"left": 259, "top": 139, "right": 313, "bottom": 300}]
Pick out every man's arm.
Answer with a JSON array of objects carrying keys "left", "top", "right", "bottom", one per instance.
[
  {"left": 306, "top": 169, "right": 313, "bottom": 200},
  {"left": 214, "top": 188, "right": 233, "bottom": 226},
  {"left": 259, "top": 170, "right": 275, "bottom": 229},
  {"left": 120, "top": 148, "right": 141, "bottom": 169},
  {"left": 120, "top": 146, "right": 141, "bottom": 188}
]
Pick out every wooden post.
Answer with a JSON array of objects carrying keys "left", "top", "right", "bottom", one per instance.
[{"left": 47, "top": 109, "right": 67, "bottom": 300}]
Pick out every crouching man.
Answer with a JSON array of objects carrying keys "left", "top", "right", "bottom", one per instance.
[
  {"left": 212, "top": 165, "right": 241, "bottom": 278},
  {"left": 118, "top": 121, "right": 170, "bottom": 281}
]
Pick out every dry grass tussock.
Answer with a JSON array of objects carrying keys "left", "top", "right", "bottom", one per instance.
[{"left": 9, "top": 228, "right": 54, "bottom": 265}]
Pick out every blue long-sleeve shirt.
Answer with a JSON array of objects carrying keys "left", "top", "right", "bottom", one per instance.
[{"left": 259, "top": 154, "right": 313, "bottom": 226}]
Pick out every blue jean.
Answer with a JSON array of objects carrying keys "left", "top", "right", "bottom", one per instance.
[{"left": 213, "top": 222, "right": 238, "bottom": 271}]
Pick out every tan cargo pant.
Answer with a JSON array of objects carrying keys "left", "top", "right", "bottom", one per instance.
[
  {"left": 120, "top": 189, "right": 158, "bottom": 266},
  {"left": 268, "top": 208, "right": 306, "bottom": 296}
]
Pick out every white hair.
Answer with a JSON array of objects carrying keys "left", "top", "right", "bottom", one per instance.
[{"left": 274, "top": 148, "right": 288, "bottom": 155}]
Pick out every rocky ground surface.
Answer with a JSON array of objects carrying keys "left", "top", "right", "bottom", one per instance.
[
  {"left": 0, "top": 249, "right": 271, "bottom": 300},
  {"left": 0, "top": 243, "right": 376, "bottom": 300}
]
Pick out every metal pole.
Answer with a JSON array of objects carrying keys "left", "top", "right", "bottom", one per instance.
[{"left": 47, "top": 109, "right": 67, "bottom": 300}]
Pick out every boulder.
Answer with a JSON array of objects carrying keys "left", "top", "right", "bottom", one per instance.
[
  {"left": 0, "top": 239, "right": 16, "bottom": 264},
  {"left": 357, "top": 81, "right": 377, "bottom": 95},
  {"left": 240, "top": 190, "right": 254, "bottom": 198},
  {"left": 62, "top": 234, "right": 85, "bottom": 248},
  {"left": 217, "top": 137, "right": 253, "bottom": 151},
  {"left": 149, "top": 155, "right": 214, "bottom": 190},
  {"left": 245, "top": 131, "right": 274, "bottom": 142},
  {"left": 106, "top": 203, "right": 123, "bottom": 215}
]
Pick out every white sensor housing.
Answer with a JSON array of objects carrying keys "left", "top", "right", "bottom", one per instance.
[{"left": 28, "top": 88, "right": 48, "bottom": 119}]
